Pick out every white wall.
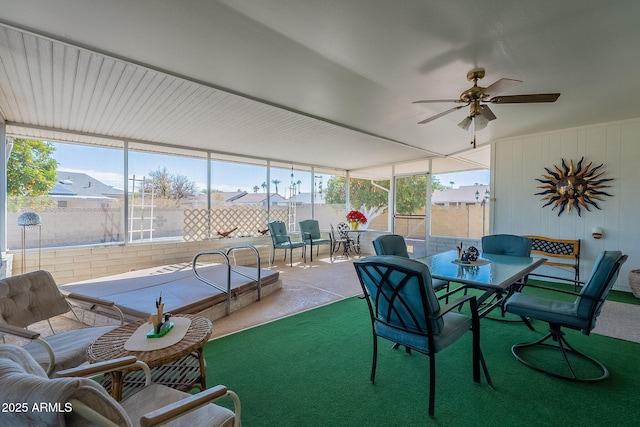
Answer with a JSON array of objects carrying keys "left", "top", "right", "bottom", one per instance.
[{"left": 492, "top": 118, "right": 640, "bottom": 292}]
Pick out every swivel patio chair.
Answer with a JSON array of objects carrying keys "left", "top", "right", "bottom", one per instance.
[
  {"left": 0, "top": 344, "right": 241, "bottom": 426},
  {"left": 353, "top": 255, "right": 492, "bottom": 417},
  {"left": 0, "top": 270, "right": 124, "bottom": 376},
  {"left": 372, "top": 234, "right": 448, "bottom": 292},
  {"left": 267, "top": 220, "right": 306, "bottom": 267},
  {"left": 299, "top": 219, "right": 332, "bottom": 261},
  {"left": 504, "top": 250, "right": 627, "bottom": 382}
]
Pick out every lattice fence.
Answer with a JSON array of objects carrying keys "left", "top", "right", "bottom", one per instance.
[{"left": 183, "top": 207, "right": 289, "bottom": 241}]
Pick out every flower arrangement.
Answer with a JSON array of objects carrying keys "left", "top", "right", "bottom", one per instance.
[{"left": 346, "top": 210, "right": 367, "bottom": 225}]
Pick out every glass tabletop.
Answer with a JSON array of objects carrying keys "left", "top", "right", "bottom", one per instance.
[{"left": 415, "top": 250, "right": 546, "bottom": 290}]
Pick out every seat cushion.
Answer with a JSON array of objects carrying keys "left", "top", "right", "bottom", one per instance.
[
  {"left": 23, "top": 325, "right": 117, "bottom": 375},
  {"left": 122, "top": 384, "right": 235, "bottom": 427},
  {"left": 375, "top": 312, "right": 471, "bottom": 354},
  {"left": 504, "top": 292, "right": 589, "bottom": 330},
  {"left": 0, "top": 344, "right": 131, "bottom": 426}
]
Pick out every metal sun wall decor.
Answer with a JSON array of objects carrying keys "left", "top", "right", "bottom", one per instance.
[{"left": 535, "top": 157, "right": 613, "bottom": 216}]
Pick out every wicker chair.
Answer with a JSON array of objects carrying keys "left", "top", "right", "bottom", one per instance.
[
  {"left": 0, "top": 344, "right": 241, "bottom": 426},
  {"left": 0, "top": 270, "right": 124, "bottom": 376}
]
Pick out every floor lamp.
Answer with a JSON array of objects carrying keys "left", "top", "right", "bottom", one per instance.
[{"left": 17, "top": 212, "right": 42, "bottom": 274}]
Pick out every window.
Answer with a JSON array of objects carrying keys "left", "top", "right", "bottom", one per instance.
[{"left": 6, "top": 139, "right": 125, "bottom": 249}]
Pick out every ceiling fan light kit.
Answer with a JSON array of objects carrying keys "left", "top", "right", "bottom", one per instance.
[{"left": 414, "top": 68, "right": 560, "bottom": 148}]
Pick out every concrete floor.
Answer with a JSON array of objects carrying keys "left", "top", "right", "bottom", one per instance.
[
  {"left": 8, "top": 255, "right": 363, "bottom": 343},
  {"left": 210, "top": 256, "right": 362, "bottom": 338}
]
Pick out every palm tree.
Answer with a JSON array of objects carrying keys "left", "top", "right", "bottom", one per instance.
[
  {"left": 296, "top": 180, "right": 302, "bottom": 194},
  {"left": 261, "top": 182, "right": 267, "bottom": 193},
  {"left": 271, "top": 179, "right": 281, "bottom": 195},
  {"left": 253, "top": 185, "right": 259, "bottom": 193}
]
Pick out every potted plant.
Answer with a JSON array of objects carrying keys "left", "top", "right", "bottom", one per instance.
[{"left": 346, "top": 210, "right": 367, "bottom": 230}]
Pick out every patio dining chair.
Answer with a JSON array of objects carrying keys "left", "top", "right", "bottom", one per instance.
[
  {"left": 479, "top": 234, "right": 533, "bottom": 320},
  {"left": 299, "top": 219, "right": 332, "bottom": 261},
  {"left": 372, "top": 234, "right": 449, "bottom": 292},
  {"left": 0, "top": 270, "right": 124, "bottom": 376},
  {"left": 267, "top": 220, "right": 306, "bottom": 267},
  {"left": 504, "top": 250, "right": 627, "bottom": 381},
  {"left": 353, "top": 255, "right": 492, "bottom": 417}
]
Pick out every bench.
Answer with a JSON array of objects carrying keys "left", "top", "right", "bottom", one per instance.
[{"left": 524, "top": 235, "right": 581, "bottom": 289}]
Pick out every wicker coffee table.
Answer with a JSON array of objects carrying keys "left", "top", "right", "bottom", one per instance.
[{"left": 87, "top": 314, "right": 213, "bottom": 401}]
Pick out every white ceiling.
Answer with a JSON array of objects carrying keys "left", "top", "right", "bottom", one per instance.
[{"left": 0, "top": 0, "right": 638, "bottom": 177}]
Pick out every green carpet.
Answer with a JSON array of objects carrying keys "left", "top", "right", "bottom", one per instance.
[{"left": 204, "top": 297, "right": 640, "bottom": 426}]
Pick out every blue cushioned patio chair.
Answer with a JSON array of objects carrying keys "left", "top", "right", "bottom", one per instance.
[
  {"left": 504, "top": 250, "right": 627, "bottom": 382},
  {"left": 372, "top": 234, "right": 449, "bottom": 292},
  {"left": 267, "top": 220, "right": 306, "bottom": 267},
  {"left": 353, "top": 255, "right": 492, "bottom": 417},
  {"left": 299, "top": 219, "right": 332, "bottom": 261},
  {"left": 481, "top": 234, "right": 532, "bottom": 257},
  {"left": 479, "top": 234, "right": 533, "bottom": 320}
]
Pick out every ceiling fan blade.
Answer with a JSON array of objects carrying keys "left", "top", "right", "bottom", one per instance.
[
  {"left": 489, "top": 93, "right": 561, "bottom": 104},
  {"left": 413, "top": 99, "right": 461, "bottom": 104},
  {"left": 483, "top": 78, "right": 522, "bottom": 97},
  {"left": 417, "top": 104, "right": 467, "bottom": 124},
  {"left": 479, "top": 105, "right": 497, "bottom": 121}
]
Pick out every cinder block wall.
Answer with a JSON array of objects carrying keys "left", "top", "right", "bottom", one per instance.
[{"left": 9, "top": 232, "right": 381, "bottom": 285}]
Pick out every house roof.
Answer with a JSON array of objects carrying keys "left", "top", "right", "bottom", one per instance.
[
  {"left": 0, "top": 1, "right": 638, "bottom": 177},
  {"left": 231, "top": 193, "right": 287, "bottom": 204},
  {"left": 53, "top": 171, "right": 124, "bottom": 198}
]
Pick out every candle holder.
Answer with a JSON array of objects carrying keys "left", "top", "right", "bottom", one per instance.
[{"left": 147, "top": 293, "right": 174, "bottom": 338}]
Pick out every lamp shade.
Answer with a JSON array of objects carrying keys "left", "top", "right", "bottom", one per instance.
[
  {"left": 17, "top": 212, "right": 42, "bottom": 227},
  {"left": 457, "top": 116, "right": 472, "bottom": 130}
]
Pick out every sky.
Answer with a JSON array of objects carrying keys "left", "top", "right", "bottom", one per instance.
[{"left": 52, "top": 141, "right": 489, "bottom": 193}]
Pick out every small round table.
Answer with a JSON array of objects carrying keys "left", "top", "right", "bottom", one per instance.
[{"left": 87, "top": 314, "right": 212, "bottom": 401}]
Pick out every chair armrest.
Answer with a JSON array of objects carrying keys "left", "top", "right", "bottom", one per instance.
[
  {"left": 58, "top": 357, "right": 152, "bottom": 386},
  {"left": 517, "top": 283, "right": 604, "bottom": 302},
  {"left": 140, "top": 385, "right": 241, "bottom": 427},
  {"left": 64, "top": 293, "right": 125, "bottom": 325},
  {"left": 57, "top": 356, "right": 138, "bottom": 377},
  {"left": 0, "top": 325, "right": 58, "bottom": 376},
  {"left": 430, "top": 295, "right": 477, "bottom": 319},
  {"left": 0, "top": 322, "right": 41, "bottom": 340}
]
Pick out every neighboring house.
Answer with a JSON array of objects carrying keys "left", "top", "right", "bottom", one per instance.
[
  {"left": 432, "top": 185, "right": 490, "bottom": 207},
  {"left": 51, "top": 171, "right": 124, "bottom": 208},
  {"left": 231, "top": 192, "right": 288, "bottom": 206},
  {"left": 292, "top": 192, "right": 325, "bottom": 205}
]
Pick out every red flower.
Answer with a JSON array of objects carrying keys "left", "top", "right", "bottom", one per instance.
[{"left": 346, "top": 210, "right": 367, "bottom": 224}]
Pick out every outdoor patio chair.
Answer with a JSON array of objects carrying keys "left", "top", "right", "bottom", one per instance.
[
  {"left": 0, "top": 270, "right": 124, "bottom": 376},
  {"left": 353, "top": 255, "right": 492, "bottom": 417},
  {"left": 330, "top": 224, "right": 351, "bottom": 258},
  {"left": 481, "top": 234, "right": 532, "bottom": 257},
  {"left": 299, "top": 219, "right": 332, "bottom": 261},
  {"left": 0, "top": 344, "right": 241, "bottom": 426},
  {"left": 504, "top": 250, "right": 627, "bottom": 381},
  {"left": 372, "top": 234, "right": 449, "bottom": 292},
  {"left": 337, "top": 222, "right": 357, "bottom": 253},
  {"left": 479, "top": 234, "right": 533, "bottom": 319},
  {"left": 267, "top": 220, "right": 306, "bottom": 267}
]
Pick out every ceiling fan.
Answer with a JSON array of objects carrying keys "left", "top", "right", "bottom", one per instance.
[{"left": 413, "top": 68, "right": 560, "bottom": 147}]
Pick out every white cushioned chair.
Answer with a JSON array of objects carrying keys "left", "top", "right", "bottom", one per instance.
[
  {"left": 0, "top": 344, "right": 241, "bottom": 426},
  {"left": 0, "top": 270, "right": 124, "bottom": 376}
]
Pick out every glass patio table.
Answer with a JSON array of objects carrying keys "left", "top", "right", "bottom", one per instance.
[{"left": 415, "top": 250, "right": 546, "bottom": 318}]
